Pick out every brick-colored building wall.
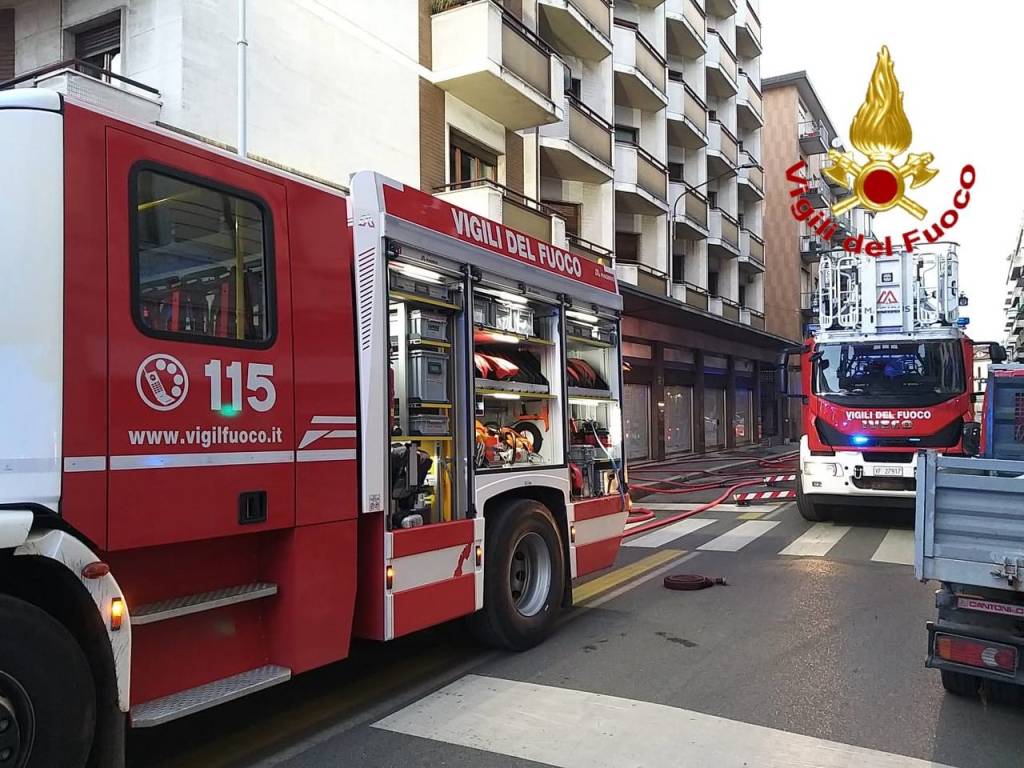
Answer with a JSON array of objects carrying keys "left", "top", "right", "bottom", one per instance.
[{"left": 762, "top": 85, "right": 803, "bottom": 343}]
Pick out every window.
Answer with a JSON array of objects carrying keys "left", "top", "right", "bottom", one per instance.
[
  {"left": 708, "top": 190, "right": 718, "bottom": 209},
  {"left": 668, "top": 162, "right": 685, "bottom": 182},
  {"left": 544, "top": 200, "right": 580, "bottom": 236},
  {"left": 568, "top": 76, "right": 582, "bottom": 99},
  {"left": 738, "top": 285, "right": 746, "bottom": 306},
  {"left": 614, "top": 124, "right": 638, "bottom": 144},
  {"left": 74, "top": 14, "right": 121, "bottom": 81},
  {"left": 133, "top": 168, "right": 273, "bottom": 345},
  {"left": 708, "top": 271, "right": 719, "bottom": 296},
  {"left": 616, "top": 231, "right": 640, "bottom": 262},
  {"left": 449, "top": 131, "right": 497, "bottom": 185}
]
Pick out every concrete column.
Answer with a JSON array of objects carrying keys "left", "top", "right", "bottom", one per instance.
[
  {"left": 651, "top": 342, "right": 666, "bottom": 461},
  {"left": 725, "top": 355, "right": 737, "bottom": 450},
  {"left": 752, "top": 360, "right": 763, "bottom": 445},
  {"left": 693, "top": 350, "right": 706, "bottom": 454}
]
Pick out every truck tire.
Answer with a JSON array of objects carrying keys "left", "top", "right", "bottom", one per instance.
[
  {"left": 469, "top": 499, "right": 565, "bottom": 651},
  {"left": 0, "top": 595, "right": 95, "bottom": 768},
  {"left": 940, "top": 669, "right": 980, "bottom": 698},
  {"left": 797, "top": 476, "right": 827, "bottom": 522}
]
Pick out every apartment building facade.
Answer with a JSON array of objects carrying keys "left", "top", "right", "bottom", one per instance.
[
  {"left": 1002, "top": 217, "right": 1024, "bottom": 359},
  {"left": 1, "top": 0, "right": 787, "bottom": 458},
  {"left": 762, "top": 71, "right": 874, "bottom": 438}
]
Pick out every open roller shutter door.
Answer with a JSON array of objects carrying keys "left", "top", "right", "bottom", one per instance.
[{"left": 75, "top": 20, "right": 120, "bottom": 60}]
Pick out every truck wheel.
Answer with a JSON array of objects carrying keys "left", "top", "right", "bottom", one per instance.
[
  {"left": 469, "top": 499, "right": 565, "bottom": 651},
  {"left": 940, "top": 669, "right": 980, "bottom": 698},
  {"left": 0, "top": 595, "right": 95, "bottom": 768},
  {"left": 797, "top": 476, "right": 827, "bottom": 522}
]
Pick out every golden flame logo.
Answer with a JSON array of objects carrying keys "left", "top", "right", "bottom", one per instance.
[{"left": 824, "top": 46, "right": 937, "bottom": 220}]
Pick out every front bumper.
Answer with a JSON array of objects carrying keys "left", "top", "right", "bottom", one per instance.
[{"left": 799, "top": 436, "right": 916, "bottom": 502}]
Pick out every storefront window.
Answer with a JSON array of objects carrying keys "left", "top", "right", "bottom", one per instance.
[
  {"left": 735, "top": 389, "right": 752, "bottom": 445},
  {"left": 704, "top": 388, "right": 726, "bottom": 450},
  {"left": 664, "top": 386, "right": 693, "bottom": 454},
  {"left": 624, "top": 383, "right": 650, "bottom": 460}
]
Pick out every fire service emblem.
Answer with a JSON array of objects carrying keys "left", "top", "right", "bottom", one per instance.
[
  {"left": 785, "top": 46, "right": 975, "bottom": 257},
  {"left": 824, "top": 46, "right": 936, "bottom": 220}
]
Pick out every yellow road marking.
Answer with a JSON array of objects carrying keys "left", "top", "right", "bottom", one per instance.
[
  {"left": 573, "top": 549, "right": 684, "bottom": 604},
  {"left": 738, "top": 511, "right": 764, "bottom": 520}
]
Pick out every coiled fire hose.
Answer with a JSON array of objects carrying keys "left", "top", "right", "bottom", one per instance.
[{"left": 663, "top": 574, "right": 728, "bottom": 590}]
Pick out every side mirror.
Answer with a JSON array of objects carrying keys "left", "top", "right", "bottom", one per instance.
[
  {"left": 991, "top": 343, "right": 1007, "bottom": 364},
  {"left": 962, "top": 422, "right": 981, "bottom": 457}
]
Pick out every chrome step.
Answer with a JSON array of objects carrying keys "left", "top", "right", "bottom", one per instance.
[
  {"left": 132, "top": 582, "right": 278, "bottom": 626},
  {"left": 131, "top": 665, "right": 291, "bottom": 728}
]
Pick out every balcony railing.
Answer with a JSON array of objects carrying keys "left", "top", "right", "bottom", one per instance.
[
  {"left": 666, "top": 0, "right": 707, "bottom": 57},
  {"left": 537, "top": 0, "right": 612, "bottom": 59},
  {"left": 0, "top": 58, "right": 162, "bottom": 123},
  {"left": 617, "top": 260, "right": 669, "bottom": 296},
  {"left": 675, "top": 186, "right": 709, "bottom": 231},
  {"left": 740, "top": 228, "right": 764, "bottom": 264},
  {"left": 705, "top": 30, "right": 738, "bottom": 95},
  {"left": 721, "top": 297, "right": 741, "bottom": 322},
  {"left": 432, "top": 1, "right": 563, "bottom": 130},
  {"left": 567, "top": 93, "right": 613, "bottom": 166},
  {"left": 613, "top": 20, "right": 668, "bottom": 108},
  {"left": 798, "top": 119, "right": 830, "bottom": 155},
  {"left": 710, "top": 207, "right": 739, "bottom": 249},
  {"left": 667, "top": 73, "right": 708, "bottom": 148},
  {"left": 434, "top": 178, "right": 562, "bottom": 242},
  {"left": 708, "top": 119, "right": 739, "bottom": 167},
  {"left": 737, "top": 163, "right": 763, "bottom": 197},
  {"left": 737, "top": 70, "right": 762, "bottom": 126},
  {"left": 615, "top": 139, "right": 669, "bottom": 206},
  {"left": 567, "top": 232, "right": 614, "bottom": 267},
  {"left": 735, "top": 1, "right": 762, "bottom": 55}
]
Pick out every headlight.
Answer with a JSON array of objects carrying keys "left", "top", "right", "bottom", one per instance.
[{"left": 803, "top": 462, "right": 840, "bottom": 477}]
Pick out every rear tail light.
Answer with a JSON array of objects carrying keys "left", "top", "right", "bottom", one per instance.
[{"left": 935, "top": 633, "right": 1017, "bottom": 674}]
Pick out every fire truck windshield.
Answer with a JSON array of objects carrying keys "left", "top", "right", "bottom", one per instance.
[{"left": 813, "top": 340, "right": 965, "bottom": 405}]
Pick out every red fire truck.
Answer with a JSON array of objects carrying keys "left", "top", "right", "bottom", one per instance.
[
  {"left": 794, "top": 244, "right": 998, "bottom": 521},
  {"left": 0, "top": 90, "right": 627, "bottom": 767}
]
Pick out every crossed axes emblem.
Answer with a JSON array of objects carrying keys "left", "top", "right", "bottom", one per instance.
[{"left": 824, "top": 149, "right": 938, "bottom": 220}]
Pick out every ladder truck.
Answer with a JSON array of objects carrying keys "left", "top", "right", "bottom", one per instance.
[
  {"left": 793, "top": 243, "right": 1001, "bottom": 521},
  {"left": 0, "top": 90, "right": 628, "bottom": 767}
]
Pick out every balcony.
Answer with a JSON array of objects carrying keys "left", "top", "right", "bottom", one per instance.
[
  {"left": 804, "top": 176, "right": 830, "bottom": 208},
  {"left": 671, "top": 281, "right": 710, "bottom": 311},
  {"left": 567, "top": 233, "right": 614, "bottom": 267},
  {"left": 705, "top": 31, "right": 738, "bottom": 97},
  {"left": 617, "top": 261, "right": 669, "bottom": 296},
  {"left": 801, "top": 291, "right": 820, "bottom": 316},
  {"left": 614, "top": 141, "right": 669, "bottom": 215},
  {"left": 708, "top": 207, "right": 740, "bottom": 258},
  {"left": 667, "top": 75, "right": 708, "bottom": 149},
  {"left": 735, "top": 1, "right": 762, "bottom": 56},
  {"left": 670, "top": 183, "right": 709, "bottom": 238},
  {"left": 613, "top": 21, "right": 668, "bottom": 111},
  {"left": 666, "top": 0, "right": 707, "bottom": 58},
  {"left": 434, "top": 179, "right": 565, "bottom": 244},
  {"left": 432, "top": 1, "right": 564, "bottom": 131},
  {"left": 737, "top": 161, "right": 763, "bottom": 201},
  {"left": 800, "top": 232, "right": 827, "bottom": 264},
  {"left": 540, "top": 93, "right": 614, "bottom": 182},
  {"left": 736, "top": 71, "right": 763, "bottom": 130},
  {"left": 831, "top": 210, "right": 852, "bottom": 241},
  {"left": 739, "top": 228, "right": 764, "bottom": 271},
  {"left": 1, "top": 59, "right": 162, "bottom": 123},
  {"left": 706, "top": 0, "right": 738, "bottom": 17},
  {"left": 740, "top": 307, "right": 765, "bottom": 329},
  {"left": 707, "top": 119, "right": 738, "bottom": 177},
  {"left": 721, "top": 298, "right": 741, "bottom": 322},
  {"left": 798, "top": 119, "right": 830, "bottom": 155},
  {"left": 538, "top": 0, "right": 612, "bottom": 60}
]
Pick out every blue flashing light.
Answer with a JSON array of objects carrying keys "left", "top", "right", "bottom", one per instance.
[
  {"left": 851, "top": 434, "right": 870, "bottom": 446},
  {"left": 957, "top": 317, "right": 970, "bottom": 328}
]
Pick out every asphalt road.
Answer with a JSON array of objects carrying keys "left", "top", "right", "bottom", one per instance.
[{"left": 129, "top": 447, "right": 1024, "bottom": 768}]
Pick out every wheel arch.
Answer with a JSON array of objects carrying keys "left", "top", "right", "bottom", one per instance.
[
  {"left": 1, "top": 529, "right": 131, "bottom": 714},
  {"left": 479, "top": 481, "right": 572, "bottom": 607}
]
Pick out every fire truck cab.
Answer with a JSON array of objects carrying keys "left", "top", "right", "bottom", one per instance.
[
  {"left": 0, "top": 91, "right": 627, "bottom": 767},
  {"left": 795, "top": 244, "right": 989, "bottom": 521}
]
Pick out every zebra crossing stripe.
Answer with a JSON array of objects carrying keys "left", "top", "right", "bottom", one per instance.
[
  {"left": 698, "top": 520, "right": 780, "bottom": 552},
  {"left": 779, "top": 523, "right": 852, "bottom": 557},
  {"left": 623, "top": 518, "right": 718, "bottom": 548}
]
